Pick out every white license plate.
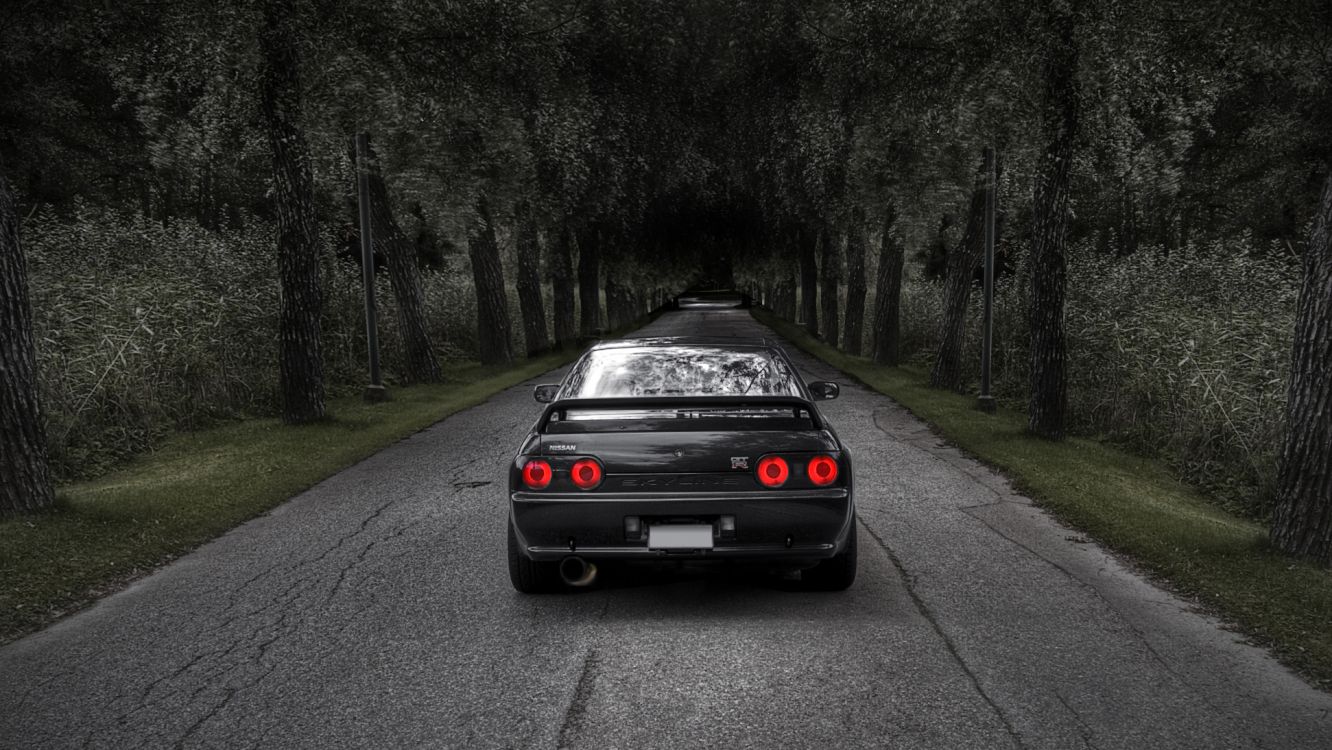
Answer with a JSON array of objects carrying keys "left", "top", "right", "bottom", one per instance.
[{"left": 648, "top": 524, "right": 714, "bottom": 550}]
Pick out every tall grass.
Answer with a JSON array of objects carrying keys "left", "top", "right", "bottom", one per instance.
[
  {"left": 26, "top": 205, "right": 482, "bottom": 480},
  {"left": 29, "top": 201, "right": 1298, "bottom": 518},
  {"left": 867, "top": 239, "right": 1299, "bottom": 518}
]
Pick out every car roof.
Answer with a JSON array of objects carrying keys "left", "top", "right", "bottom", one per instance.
[{"left": 587, "top": 336, "right": 781, "bottom": 351}]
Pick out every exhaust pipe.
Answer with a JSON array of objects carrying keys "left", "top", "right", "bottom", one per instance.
[{"left": 559, "top": 556, "right": 598, "bottom": 587}]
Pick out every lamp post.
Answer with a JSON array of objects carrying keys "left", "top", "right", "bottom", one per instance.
[
  {"left": 977, "top": 145, "right": 997, "bottom": 414},
  {"left": 355, "top": 132, "right": 387, "bottom": 403}
]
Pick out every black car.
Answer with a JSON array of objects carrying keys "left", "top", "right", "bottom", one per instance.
[{"left": 506, "top": 336, "right": 856, "bottom": 593}]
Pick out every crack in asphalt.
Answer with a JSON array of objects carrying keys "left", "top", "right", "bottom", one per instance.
[
  {"left": 860, "top": 521, "right": 1026, "bottom": 749},
  {"left": 325, "top": 499, "right": 404, "bottom": 605},
  {"left": 557, "top": 647, "right": 602, "bottom": 748},
  {"left": 956, "top": 504, "right": 1263, "bottom": 748},
  {"left": 172, "top": 685, "right": 238, "bottom": 749},
  {"left": 94, "top": 491, "right": 410, "bottom": 746},
  {"left": 150, "top": 447, "right": 502, "bottom": 691},
  {"left": 547, "top": 586, "right": 614, "bottom": 747},
  {"left": 1053, "top": 690, "right": 1103, "bottom": 750},
  {"left": 871, "top": 408, "right": 1021, "bottom": 507},
  {"left": 865, "top": 397, "right": 1255, "bottom": 747}
]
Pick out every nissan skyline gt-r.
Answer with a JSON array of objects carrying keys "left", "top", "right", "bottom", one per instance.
[{"left": 506, "top": 336, "right": 856, "bottom": 593}]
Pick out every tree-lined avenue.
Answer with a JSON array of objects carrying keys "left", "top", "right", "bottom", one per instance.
[{"left": 2, "top": 307, "right": 1328, "bottom": 749}]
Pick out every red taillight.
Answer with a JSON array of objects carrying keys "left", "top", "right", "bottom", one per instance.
[
  {"left": 571, "top": 458, "right": 603, "bottom": 490},
  {"left": 522, "top": 459, "right": 552, "bottom": 489},
  {"left": 808, "top": 455, "right": 838, "bottom": 486},
  {"left": 756, "top": 456, "right": 789, "bottom": 487}
]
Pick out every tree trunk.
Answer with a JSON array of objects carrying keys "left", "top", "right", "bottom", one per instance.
[
  {"left": 1028, "top": 3, "right": 1080, "bottom": 439},
  {"left": 259, "top": 0, "right": 325, "bottom": 424},
  {"left": 1270, "top": 171, "right": 1332, "bottom": 565},
  {"left": 352, "top": 136, "right": 441, "bottom": 383},
  {"left": 843, "top": 207, "right": 868, "bottom": 355},
  {"left": 774, "top": 232, "right": 798, "bottom": 320},
  {"left": 872, "top": 203, "right": 906, "bottom": 366},
  {"left": 513, "top": 201, "right": 549, "bottom": 357},
  {"left": 578, "top": 225, "right": 602, "bottom": 336},
  {"left": 467, "top": 195, "right": 513, "bottom": 366},
  {"left": 798, "top": 224, "right": 819, "bottom": 335},
  {"left": 602, "top": 228, "right": 635, "bottom": 331},
  {"left": 769, "top": 268, "right": 791, "bottom": 320},
  {"left": 550, "top": 222, "right": 577, "bottom": 349},
  {"left": 605, "top": 256, "right": 635, "bottom": 331},
  {"left": 930, "top": 157, "right": 989, "bottom": 392},
  {"left": 0, "top": 172, "right": 54, "bottom": 515},
  {"left": 630, "top": 285, "right": 643, "bottom": 320},
  {"left": 819, "top": 227, "right": 841, "bottom": 348},
  {"left": 779, "top": 270, "right": 797, "bottom": 320}
]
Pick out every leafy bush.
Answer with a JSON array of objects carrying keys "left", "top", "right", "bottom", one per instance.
[
  {"left": 26, "top": 206, "right": 483, "bottom": 480},
  {"left": 1063, "top": 242, "right": 1296, "bottom": 516},
  {"left": 876, "top": 238, "right": 1298, "bottom": 518},
  {"left": 28, "top": 205, "right": 279, "bottom": 478}
]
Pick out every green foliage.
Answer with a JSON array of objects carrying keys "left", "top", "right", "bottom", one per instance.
[
  {"left": 27, "top": 206, "right": 278, "bottom": 478},
  {"left": 871, "top": 238, "right": 1299, "bottom": 518},
  {"left": 5, "top": 0, "right": 1328, "bottom": 523},
  {"left": 1064, "top": 242, "right": 1297, "bottom": 514},
  {"left": 25, "top": 206, "right": 481, "bottom": 480}
]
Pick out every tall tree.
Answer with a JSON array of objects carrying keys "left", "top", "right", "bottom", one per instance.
[
  {"left": 1270, "top": 171, "right": 1332, "bottom": 565},
  {"left": 818, "top": 227, "right": 841, "bottom": 347},
  {"left": 0, "top": 170, "right": 54, "bottom": 515},
  {"left": 773, "top": 245, "right": 798, "bottom": 321},
  {"left": 1027, "top": 0, "right": 1080, "bottom": 439},
  {"left": 872, "top": 203, "right": 905, "bottom": 366},
  {"left": 259, "top": 0, "right": 325, "bottom": 424},
  {"left": 549, "top": 223, "right": 577, "bottom": 348},
  {"left": 798, "top": 224, "right": 820, "bottom": 335},
  {"left": 603, "top": 228, "right": 637, "bottom": 331},
  {"left": 843, "top": 206, "right": 868, "bottom": 355},
  {"left": 605, "top": 263, "right": 636, "bottom": 330},
  {"left": 354, "top": 136, "right": 441, "bottom": 383},
  {"left": 468, "top": 195, "right": 513, "bottom": 366},
  {"left": 578, "top": 224, "right": 602, "bottom": 336},
  {"left": 930, "top": 157, "right": 989, "bottom": 392},
  {"left": 513, "top": 201, "right": 550, "bottom": 357}
]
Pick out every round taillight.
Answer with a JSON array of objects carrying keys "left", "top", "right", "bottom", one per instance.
[
  {"left": 756, "top": 456, "right": 789, "bottom": 488},
  {"left": 522, "top": 459, "right": 552, "bottom": 489},
  {"left": 570, "top": 458, "right": 603, "bottom": 490},
  {"left": 808, "top": 455, "right": 838, "bottom": 486}
]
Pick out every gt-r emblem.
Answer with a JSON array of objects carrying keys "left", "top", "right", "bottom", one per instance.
[
  {"left": 673, "top": 449, "right": 685, "bottom": 457},
  {"left": 731, "top": 457, "right": 749, "bottom": 469}
]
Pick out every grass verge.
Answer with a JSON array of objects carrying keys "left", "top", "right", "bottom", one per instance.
[
  {"left": 753, "top": 307, "right": 1332, "bottom": 689},
  {"left": 0, "top": 351, "right": 578, "bottom": 644}
]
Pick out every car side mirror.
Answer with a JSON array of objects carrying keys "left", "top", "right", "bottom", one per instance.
[
  {"left": 533, "top": 384, "right": 560, "bottom": 403},
  {"left": 808, "top": 381, "right": 840, "bottom": 400}
]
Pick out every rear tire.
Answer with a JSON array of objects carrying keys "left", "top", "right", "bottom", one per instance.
[
  {"left": 803, "top": 521, "right": 858, "bottom": 591},
  {"left": 508, "top": 520, "right": 561, "bottom": 593}
]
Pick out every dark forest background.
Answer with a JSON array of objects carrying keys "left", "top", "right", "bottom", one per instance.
[{"left": 2, "top": 0, "right": 1330, "bottom": 559}]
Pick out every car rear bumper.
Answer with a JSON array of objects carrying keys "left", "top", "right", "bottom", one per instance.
[{"left": 509, "top": 489, "right": 854, "bottom": 562}]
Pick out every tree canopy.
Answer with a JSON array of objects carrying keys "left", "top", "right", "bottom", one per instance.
[{"left": 3, "top": 0, "right": 1331, "bottom": 562}]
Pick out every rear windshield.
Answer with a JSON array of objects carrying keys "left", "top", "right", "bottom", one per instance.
[
  {"left": 561, "top": 346, "right": 799, "bottom": 398},
  {"left": 545, "top": 406, "right": 817, "bottom": 433}
]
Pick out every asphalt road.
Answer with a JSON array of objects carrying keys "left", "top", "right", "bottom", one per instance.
[{"left": 3, "top": 306, "right": 1331, "bottom": 749}]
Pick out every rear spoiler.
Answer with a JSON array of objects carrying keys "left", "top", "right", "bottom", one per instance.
[{"left": 538, "top": 396, "right": 823, "bottom": 431}]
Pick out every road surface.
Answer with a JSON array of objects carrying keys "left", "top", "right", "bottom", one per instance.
[{"left": 2, "top": 305, "right": 1330, "bottom": 749}]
